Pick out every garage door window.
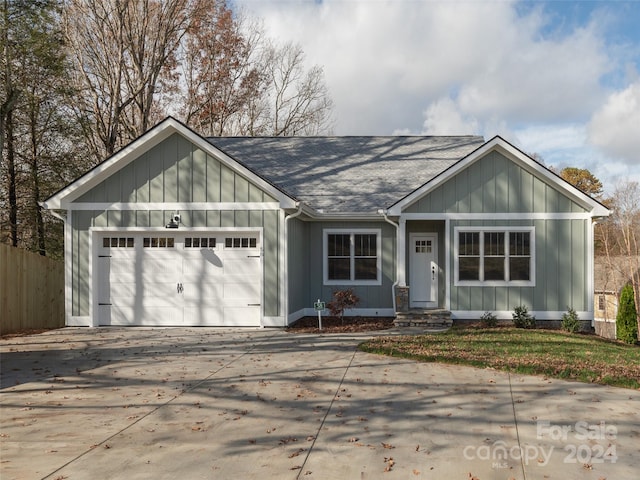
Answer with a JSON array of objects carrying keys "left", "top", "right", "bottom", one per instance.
[
  {"left": 143, "top": 237, "right": 175, "bottom": 248},
  {"left": 103, "top": 237, "right": 134, "bottom": 248},
  {"left": 225, "top": 237, "right": 257, "bottom": 248},
  {"left": 185, "top": 237, "right": 216, "bottom": 248}
]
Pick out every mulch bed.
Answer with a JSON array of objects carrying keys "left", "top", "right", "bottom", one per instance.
[{"left": 286, "top": 316, "right": 395, "bottom": 333}]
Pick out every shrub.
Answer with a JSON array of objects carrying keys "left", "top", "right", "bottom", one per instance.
[
  {"left": 327, "top": 289, "right": 360, "bottom": 324},
  {"left": 561, "top": 307, "right": 581, "bottom": 333},
  {"left": 480, "top": 311, "right": 498, "bottom": 327},
  {"left": 512, "top": 305, "right": 536, "bottom": 329},
  {"left": 616, "top": 284, "right": 638, "bottom": 344}
]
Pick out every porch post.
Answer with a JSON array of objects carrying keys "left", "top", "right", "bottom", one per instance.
[{"left": 398, "top": 217, "right": 406, "bottom": 286}]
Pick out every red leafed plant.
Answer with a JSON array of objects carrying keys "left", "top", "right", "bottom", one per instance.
[{"left": 327, "top": 289, "right": 360, "bottom": 325}]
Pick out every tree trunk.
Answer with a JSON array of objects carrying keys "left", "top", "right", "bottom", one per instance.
[{"left": 6, "top": 108, "right": 18, "bottom": 246}]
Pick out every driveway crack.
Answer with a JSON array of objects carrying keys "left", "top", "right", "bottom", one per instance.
[
  {"left": 508, "top": 372, "right": 527, "bottom": 479},
  {"left": 295, "top": 344, "right": 358, "bottom": 479}
]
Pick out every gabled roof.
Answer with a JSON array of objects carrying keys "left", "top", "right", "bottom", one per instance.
[
  {"left": 42, "top": 117, "right": 297, "bottom": 210},
  {"left": 209, "top": 136, "right": 484, "bottom": 214},
  {"left": 387, "top": 136, "right": 611, "bottom": 217}
]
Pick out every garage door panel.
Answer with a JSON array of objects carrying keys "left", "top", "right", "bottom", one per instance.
[
  {"left": 103, "top": 305, "right": 182, "bottom": 326},
  {"left": 183, "top": 283, "right": 223, "bottom": 303},
  {"left": 224, "top": 257, "right": 261, "bottom": 275},
  {"left": 184, "top": 306, "right": 223, "bottom": 326},
  {"left": 139, "top": 256, "right": 181, "bottom": 282},
  {"left": 223, "top": 279, "right": 260, "bottom": 301},
  {"left": 109, "top": 283, "right": 180, "bottom": 307},
  {"left": 222, "top": 307, "right": 260, "bottom": 326},
  {"left": 182, "top": 257, "right": 223, "bottom": 280}
]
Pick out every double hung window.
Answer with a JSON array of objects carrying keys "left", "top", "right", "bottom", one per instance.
[
  {"left": 324, "top": 229, "right": 381, "bottom": 284},
  {"left": 455, "top": 227, "right": 534, "bottom": 286}
]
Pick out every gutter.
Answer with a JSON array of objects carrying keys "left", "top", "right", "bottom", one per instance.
[
  {"left": 378, "top": 209, "right": 399, "bottom": 314},
  {"left": 40, "top": 203, "right": 66, "bottom": 223},
  {"left": 284, "top": 202, "right": 304, "bottom": 326}
]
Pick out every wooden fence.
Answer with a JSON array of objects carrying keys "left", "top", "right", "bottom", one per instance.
[{"left": 0, "top": 244, "right": 65, "bottom": 335}]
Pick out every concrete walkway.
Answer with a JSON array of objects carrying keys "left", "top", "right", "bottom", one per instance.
[{"left": 1, "top": 327, "right": 638, "bottom": 479}]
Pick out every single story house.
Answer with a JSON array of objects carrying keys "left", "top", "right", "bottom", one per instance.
[
  {"left": 594, "top": 256, "right": 640, "bottom": 339},
  {"left": 43, "top": 117, "right": 610, "bottom": 328}
]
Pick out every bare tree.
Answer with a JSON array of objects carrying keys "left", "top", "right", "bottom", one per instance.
[
  {"left": 178, "top": 0, "right": 265, "bottom": 136},
  {"left": 64, "top": 0, "right": 196, "bottom": 159},
  {"left": 260, "top": 41, "right": 333, "bottom": 136},
  {"left": 597, "top": 180, "right": 640, "bottom": 339}
]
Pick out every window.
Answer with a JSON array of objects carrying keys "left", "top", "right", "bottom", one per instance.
[
  {"left": 103, "top": 237, "right": 134, "bottom": 248},
  {"left": 225, "top": 237, "right": 257, "bottom": 248},
  {"left": 324, "top": 229, "right": 381, "bottom": 284},
  {"left": 143, "top": 237, "right": 175, "bottom": 248},
  {"left": 598, "top": 294, "right": 606, "bottom": 311},
  {"left": 185, "top": 237, "right": 216, "bottom": 249},
  {"left": 454, "top": 227, "right": 534, "bottom": 286}
]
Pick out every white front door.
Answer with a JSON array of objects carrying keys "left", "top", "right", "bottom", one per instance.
[{"left": 409, "top": 233, "right": 438, "bottom": 308}]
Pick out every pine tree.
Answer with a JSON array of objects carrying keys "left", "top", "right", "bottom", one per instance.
[{"left": 616, "top": 284, "right": 638, "bottom": 344}]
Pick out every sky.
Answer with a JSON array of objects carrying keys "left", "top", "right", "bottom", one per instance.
[{"left": 233, "top": 0, "right": 640, "bottom": 194}]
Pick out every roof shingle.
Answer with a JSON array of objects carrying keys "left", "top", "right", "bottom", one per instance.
[{"left": 209, "top": 136, "right": 484, "bottom": 213}]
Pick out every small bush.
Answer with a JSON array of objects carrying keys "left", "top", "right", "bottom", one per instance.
[
  {"left": 561, "top": 307, "right": 581, "bottom": 333},
  {"left": 480, "top": 311, "right": 498, "bottom": 327},
  {"left": 616, "top": 284, "right": 638, "bottom": 344},
  {"left": 512, "top": 305, "right": 536, "bottom": 329},
  {"left": 327, "top": 289, "right": 360, "bottom": 325}
]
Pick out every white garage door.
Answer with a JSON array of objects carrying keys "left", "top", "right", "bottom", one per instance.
[{"left": 97, "top": 233, "right": 262, "bottom": 326}]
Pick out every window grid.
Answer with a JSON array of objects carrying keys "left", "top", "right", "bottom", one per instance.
[
  {"left": 225, "top": 237, "right": 257, "bottom": 249},
  {"left": 185, "top": 237, "right": 216, "bottom": 249},
  {"left": 143, "top": 237, "right": 175, "bottom": 248},
  {"left": 456, "top": 229, "right": 533, "bottom": 285},
  {"left": 103, "top": 237, "right": 134, "bottom": 248},
  {"left": 325, "top": 231, "right": 380, "bottom": 284}
]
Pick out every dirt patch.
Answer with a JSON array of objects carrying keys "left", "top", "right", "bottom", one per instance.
[{"left": 286, "top": 316, "right": 395, "bottom": 333}]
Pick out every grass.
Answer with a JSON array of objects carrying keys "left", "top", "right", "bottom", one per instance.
[{"left": 359, "top": 327, "right": 640, "bottom": 389}]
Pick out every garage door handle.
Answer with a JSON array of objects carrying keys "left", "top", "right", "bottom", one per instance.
[
  {"left": 247, "top": 303, "right": 261, "bottom": 306},
  {"left": 247, "top": 255, "right": 260, "bottom": 258},
  {"left": 177, "top": 283, "right": 184, "bottom": 293}
]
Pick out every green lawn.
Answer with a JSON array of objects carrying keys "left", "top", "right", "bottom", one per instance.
[{"left": 359, "top": 327, "right": 640, "bottom": 389}]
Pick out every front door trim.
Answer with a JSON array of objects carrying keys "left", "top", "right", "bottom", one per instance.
[{"left": 409, "top": 232, "right": 438, "bottom": 308}]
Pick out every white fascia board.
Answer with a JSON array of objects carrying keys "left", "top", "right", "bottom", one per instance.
[
  {"left": 388, "top": 136, "right": 610, "bottom": 218},
  {"left": 42, "top": 117, "right": 297, "bottom": 210}
]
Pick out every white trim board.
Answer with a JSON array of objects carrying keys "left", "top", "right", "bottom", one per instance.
[
  {"left": 401, "top": 212, "right": 595, "bottom": 220},
  {"left": 68, "top": 202, "right": 281, "bottom": 211}
]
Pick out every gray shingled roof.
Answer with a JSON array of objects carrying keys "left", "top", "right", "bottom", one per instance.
[{"left": 208, "top": 136, "right": 485, "bottom": 214}]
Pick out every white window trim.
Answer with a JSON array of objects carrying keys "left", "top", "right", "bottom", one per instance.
[
  {"left": 454, "top": 226, "right": 535, "bottom": 287},
  {"left": 323, "top": 229, "right": 382, "bottom": 286}
]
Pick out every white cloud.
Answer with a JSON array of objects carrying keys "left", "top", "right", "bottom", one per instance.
[
  {"left": 421, "top": 97, "right": 479, "bottom": 135},
  {"left": 588, "top": 81, "right": 640, "bottom": 164},
  {"left": 238, "top": 0, "right": 610, "bottom": 134},
  {"left": 235, "top": 0, "right": 640, "bottom": 187}
]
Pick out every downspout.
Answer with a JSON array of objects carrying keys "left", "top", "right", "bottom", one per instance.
[
  {"left": 284, "top": 202, "right": 303, "bottom": 326},
  {"left": 378, "top": 209, "right": 399, "bottom": 314}
]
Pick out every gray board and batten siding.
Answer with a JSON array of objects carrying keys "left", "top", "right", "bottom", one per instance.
[
  {"left": 69, "top": 133, "right": 281, "bottom": 318},
  {"left": 403, "top": 150, "right": 591, "bottom": 315},
  {"left": 287, "top": 219, "right": 397, "bottom": 316}
]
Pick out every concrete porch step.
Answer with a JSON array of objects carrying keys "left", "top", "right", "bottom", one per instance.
[{"left": 394, "top": 309, "right": 453, "bottom": 328}]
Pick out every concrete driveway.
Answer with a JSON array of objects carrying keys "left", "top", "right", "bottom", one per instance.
[{"left": 1, "top": 327, "right": 638, "bottom": 480}]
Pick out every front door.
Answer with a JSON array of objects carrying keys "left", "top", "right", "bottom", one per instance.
[{"left": 409, "top": 233, "right": 438, "bottom": 308}]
